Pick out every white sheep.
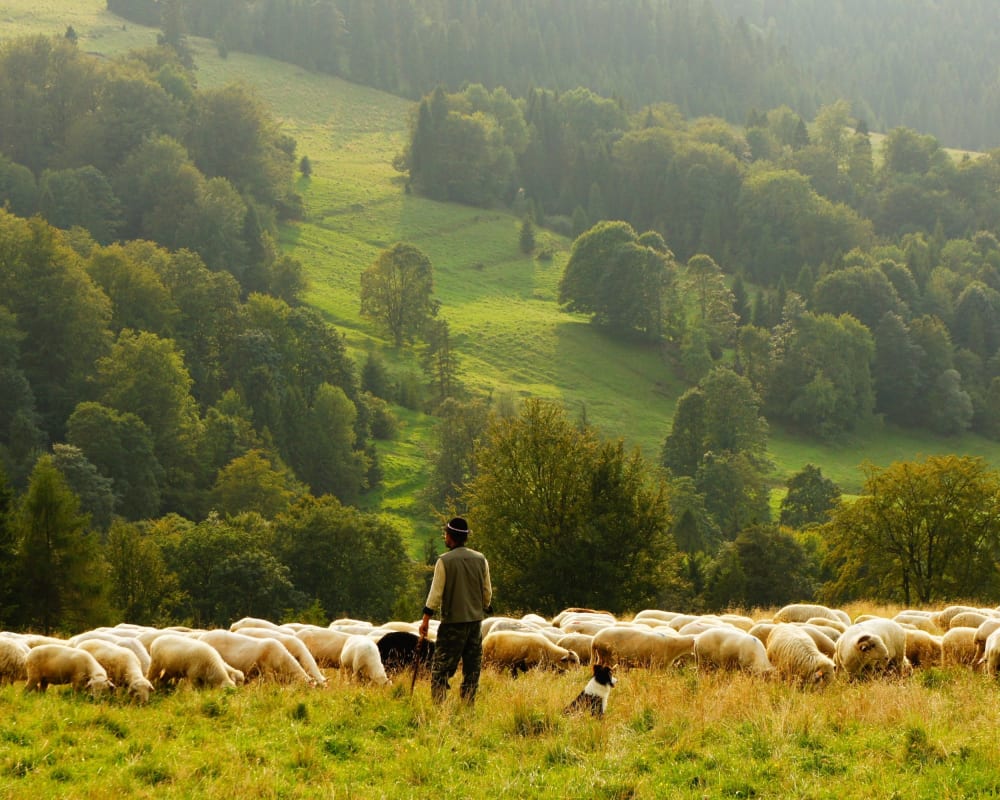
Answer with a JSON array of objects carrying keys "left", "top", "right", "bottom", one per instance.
[
  {"left": 147, "top": 634, "right": 243, "bottom": 690},
  {"left": 482, "top": 630, "right": 581, "bottom": 675},
  {"left": 69, "top": 630, "right": 152, "bottom": 674},
  {"left": 893, "top": 611, "right": 941, "bottom": 634},
  {"left": 973, "top": 618, "right": 1000, "bottom": 663},
  {"left": 797, "top": 624, "right": 838, "bottom": 657},
  {"left": 630, "top": 609, "right": 681, "bottom": 625},
  {"left": 230, "top": 627, "right": 327, "bottom": 686},
  {"left": 198, "top": 629, "right": 313, "bottom": 685},
  {"left": 941, "top": 626, "right": 979, "bottom": 667},
  {"left": 552, "top": 608, "right": 616, "bottom": 627},
  {"left": 24, "top": 644, "right": 113, "bottom": 696},
  {"left": 230, "top": 616, "right": 286, "bottom": 632},
  {"left": 835, "top": 622, "right": 892, "bottom": 679},
  {"left": 848, "top": 618, "right": 910, "bottom": 675},
  {"left": 979, "top": 627, "right": 1000, "bottom": 676},
  {"left": 339, "top": 634, "right": 390, "bottom": 685},
  {"left": 295, "top": 626, "right": 353, "bottom": 668},
  {"left": 904, "top": 628, "right": 943, "bottom": 669},
  {"left": 765, "top": 624, "right": 836, "bottom": 687},
  {"left": 930, "top": 605, "right": 981, "bottom": 631},
  {"left": 0, "top": 636, "right": 30, "bottom": 684},
  {"left": 773, "top": 603, "right": 851, "bottom": 627},
  {"left": 76, "top": 639, "right": 154, "bottom": 702},
  {"left": 555, "top": 633, "right": 595, "bottom": 665},
  {"left": 590, "top": 626, "right": 695, "bottom": 669},
  {"left": 693, "top": 627, "right": 774, "bottom": 675}
]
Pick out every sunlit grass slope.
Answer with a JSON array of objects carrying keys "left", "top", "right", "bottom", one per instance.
[{"left": 10, "top": 1, "right": 1000, "bottom": 547}]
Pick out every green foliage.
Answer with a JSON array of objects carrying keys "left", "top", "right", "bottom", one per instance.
[
  {"left": 14, "top": 454, "right": 109, "bottom": 633},
  {"left": 519, "top": 215, "right": 536, "bottom": 255},
  {"left": 559, "top": 220, "right": 672, "bottom": 337},
  {"left": 105, "top": 518, "right": 177, "bottom": 625},
  {"left": 159, "top": 512, "right": 297, "bottom": 626},
  {"left": 822, "top": 455, "right": 1000, "bottom": 604},
  {"left": 779, "top": 464, "right": 841, "bottom": 528},
  {"left": 360, "top": 242, "right": 438, "bottom": 348},
  {"left": 210, "top": 449, "right": 306, "bottom": 518},
  {"left": 704, "top": 524, "right": 816, "bottom": 610},
  {"left": 273, "top": 496, "right": 412, "bottom": 621},
  {"left": 465, "top": 398, "right": 688, "bottom": 613}
]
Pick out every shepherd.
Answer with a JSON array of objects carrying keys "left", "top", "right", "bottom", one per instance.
[{"left": 418, "top": 517, "right": 493, "bottom": 706}]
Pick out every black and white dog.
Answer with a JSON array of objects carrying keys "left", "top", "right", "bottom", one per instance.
[{"left": 563, "top": 662, "right": 617, "bottom": 718}]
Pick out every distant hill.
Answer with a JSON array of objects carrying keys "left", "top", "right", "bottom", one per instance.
[{"left": 9, "top": 0, "right": 1000, "bottom": 542}]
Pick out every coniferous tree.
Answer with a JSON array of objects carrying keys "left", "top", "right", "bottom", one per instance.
[{"left": 15, "top": 455, "right": 108, "bottom": 633}]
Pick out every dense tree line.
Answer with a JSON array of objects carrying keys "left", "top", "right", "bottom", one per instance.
[
  {"left": 0, "top": 456, "right": 415, "bottom": 632},
  {"left": 399, "top": 82, "right": 1000, "bottom": 443},
  {"left": 108, "top": 0, "right": 817, "bottom": 129},
  {"left": 108, "top": 1, "right": 1000, "bottom": 153},
  {"left": 0, "top": 35, "right": 300, "bottom": 298},
  {"left": 715, "top": 0, "right": 1000, "bottom": 151}
]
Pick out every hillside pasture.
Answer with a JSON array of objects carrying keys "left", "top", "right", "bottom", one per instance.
[{"left": 9, "top": 0, "right": 1000, "bottom": 538}]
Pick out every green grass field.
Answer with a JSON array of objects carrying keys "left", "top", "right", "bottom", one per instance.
[
  {"left": 9, "top": 1, "right": 1000, "bottom": 552},
  {"left": 4, "top": 609, "right": 1000, "bottom": 800}
]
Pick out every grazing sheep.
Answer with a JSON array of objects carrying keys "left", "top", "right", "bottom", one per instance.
[
  {"left": 694, "top": 627, "right": 773, "bottom": 675},
  {"left": 230, "top": 616, "right": 286, "bottom": 632},
  {"left": 0, "top": 637, "right": 30, "bottom": 684},
  {"left": 482, "top": 617, "right": 541, "bottom": 636},
  {"left": 559, "top": 616, "right": 616, "bottom": 636},
  {"left": 748, "top": 622, "right": 778, "bottom": 647},
  {"left": 931, "top": 605, "right": 980, "bottom": 631},
  {"left": 835, "top": 623, "right": 892, "bottom": 679},
  {"left": 979, "top": 628, "right": 1000, "bottom": 676},
  {"left": 552, "top": 608, "right": 616, "bottom": 627},
  {"left": 941, "top": 626, "right": 979, "bottom": 668},
  {"left": 676, "top": 618, "right": 729, "bottom": 636},
  {"left": 339, "top": 635, "right": 390, "bottom": 685},
  {"left": 893, "top": 611, "right": 941, "bottom": 634},
  {"left": 230, "top": 627, "right": 328, "bottom": 686},
  {"left": 147, "top": 634, "right": 242, "bottom": 690},
  {"left": 904, "top": 629, "right": 943, "bottom": 669},
  {"left": 556, "top": 633, "right": 595, "bottom": 666},
  {"left": 797, "top": 625, "right": 838, "bottom": 657},
  {"left": 805, "top": 617, "right": 847, "bottom": 635},
  {"left": 765, "top": 624, "right": 836, "bottom": 687},
  {"left": 974, "top": 619, "right": 1000, "bottom": 663},
  {"left": 24, "top": 644, "right": 113, "bottom": 696},
  {"left": 590, "top": 626, "right": 695, "bottom": 669},
  {"left": 719, "top": 614, "right": 756, "bottom": 632},
  {"left": 69, "top": 631, "right": 151, "bottom": 674},
  {"left": 948, "top": 610, "right": 992, "bottom": 630},
  {"left": 773, "top": 603, "right": 851, "bottom": 627},
  {"left": 482, "top": 630, "right": 581, "bottom": 675},
  {"left": 372, "top": 630, "right": 433, "bottom": 676},
  {"left": 199, "top": 629, "right": 313, "bottom": 685},
  {"left": 295, "top": 627, "right": 353, "bottom": 668},
  {"left": 852, "top": 618, "right": 910, "bottom": 674},
  {"left": 631, "top": 609, "right": 681, "bottom": 625},
  {"left": 76, "top": 639, "right": 154, "bottom": 702}
]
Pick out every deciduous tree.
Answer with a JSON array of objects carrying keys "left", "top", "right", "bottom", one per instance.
[
  {"left": 464, "top": 398, "right": 687, "bottom": 612},
  {"left": 822, "top": 455, "right": 1000, "bottom": 604},
  {"left": 360, "top": 242, "right": 438, "bottom": 347}
]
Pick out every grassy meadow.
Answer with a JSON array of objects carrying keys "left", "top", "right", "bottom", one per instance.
[{"left": 5, "top": 603, "right": 1000, "bottom": 799}]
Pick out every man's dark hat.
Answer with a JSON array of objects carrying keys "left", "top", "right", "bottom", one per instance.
[{"left": 446, "top": 517, "right": 470, "bottom": 537}]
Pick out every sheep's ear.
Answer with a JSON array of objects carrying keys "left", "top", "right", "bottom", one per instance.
[{"left": 857, "top": 634, "right": 873, "bottom": 652}]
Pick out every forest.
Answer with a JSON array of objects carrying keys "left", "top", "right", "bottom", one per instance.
[{"left": 3, "top": 2, "right": 1000, "bottom": 634}]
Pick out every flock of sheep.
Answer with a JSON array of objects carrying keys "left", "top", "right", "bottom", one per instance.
[{"left": 1, "top": 601, "right": 998, "bottom": 702}]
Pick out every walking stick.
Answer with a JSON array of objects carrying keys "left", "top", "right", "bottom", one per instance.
[{"left": 409, "top": 635, "right": 426, "bottom": 696}]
